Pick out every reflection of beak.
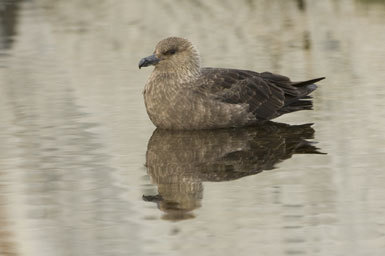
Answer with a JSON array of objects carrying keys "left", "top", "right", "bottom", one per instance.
[{"left": 138, "top": 54, "right": 160, "bottom": 69}]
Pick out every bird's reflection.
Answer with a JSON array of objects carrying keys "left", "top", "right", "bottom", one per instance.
[{"left": 143, "top": 122, "right": 324, "bottom": 221}]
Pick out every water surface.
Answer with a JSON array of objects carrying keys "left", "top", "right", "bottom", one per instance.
[{"left": 0, "top": 0, "right": 385, "bottom": 255}]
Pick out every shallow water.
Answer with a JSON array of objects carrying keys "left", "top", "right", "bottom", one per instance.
[{"left": 0, "top": 0, "right": 385, "bottom": 255}]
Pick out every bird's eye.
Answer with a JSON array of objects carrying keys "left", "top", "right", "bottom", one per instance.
[{"left": 164, "top": 49, "right": 176, "bottom": 55}]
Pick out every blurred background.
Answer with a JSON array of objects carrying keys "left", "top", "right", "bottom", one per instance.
[{"left": 0, "top": 0, "right": 385, "bottom": 255}]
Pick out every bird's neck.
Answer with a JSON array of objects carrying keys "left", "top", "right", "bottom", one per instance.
[
  {"left": 152, "top": 66, "right": 200, "bottom": 85},
  {"left": 153, "top": 52, "right": 201, "bottom": 85}
]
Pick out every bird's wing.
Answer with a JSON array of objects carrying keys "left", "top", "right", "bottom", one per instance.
[{"left": 195, "top": 68, "right": 287, "bottom": 120}]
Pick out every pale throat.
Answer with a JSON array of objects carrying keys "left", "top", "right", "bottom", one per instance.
[{"left": 153, "top": 58, "right": 201, "bottom": 84}]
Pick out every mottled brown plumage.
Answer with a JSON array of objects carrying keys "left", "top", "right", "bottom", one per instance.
[{"left": 139, "top": 37, "right": 324, "bottom": 130}]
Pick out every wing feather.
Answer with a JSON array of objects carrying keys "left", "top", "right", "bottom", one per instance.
[
  {"left": 194, "top": 68, "right": 323, "bottom": 120},
  {"left": 195, "top": 68, "right": 287, "bottom": 120}
]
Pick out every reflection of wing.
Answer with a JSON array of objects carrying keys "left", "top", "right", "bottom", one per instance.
[
  {"left": 143, "top": 121, "right": 324, "bottom": 221},
  {"left": 203, "top": 123, "right": 324, "bottom": 180},
  {"left": 195, "top": 68, "right": 324, "bottom": 120}
]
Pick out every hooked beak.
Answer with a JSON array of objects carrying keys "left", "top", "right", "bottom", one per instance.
[{"left": 138, "top": 54, "right": 160, "bottom": 69}]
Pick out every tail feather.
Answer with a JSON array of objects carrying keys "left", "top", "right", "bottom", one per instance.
[
  {"left": 291, "top": 77, "right": 325, "bottom": 87},
  {"left": 283, "top": 77, "right": 324, "bottom": 107},
  {"left": 280, "top": 100, "right": 313, "bottom": 114}
]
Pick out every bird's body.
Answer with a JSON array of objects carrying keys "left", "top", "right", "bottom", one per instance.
[{"left": 140, "top": 37, "right": 324, "bottom": 130}]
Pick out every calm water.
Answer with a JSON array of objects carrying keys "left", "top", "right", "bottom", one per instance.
[{"left": 1, "top": 0, "right": 385, "bottom": 255}]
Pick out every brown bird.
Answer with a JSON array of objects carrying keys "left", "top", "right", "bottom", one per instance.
[{"left": 139, "top": 37, "right": 324, "bottom": 130}]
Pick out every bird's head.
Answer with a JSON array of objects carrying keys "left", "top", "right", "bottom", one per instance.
[{"left": 139, "top": 37, "right": 201, "bottom": 78}]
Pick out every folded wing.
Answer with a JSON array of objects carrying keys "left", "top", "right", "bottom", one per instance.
[{"left": 196, "top": 68, "right": 324, "bottom": 120}]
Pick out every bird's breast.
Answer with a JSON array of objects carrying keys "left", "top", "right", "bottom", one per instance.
[{"left": 143, "top": 81, "right": 183, "bottom": 128}]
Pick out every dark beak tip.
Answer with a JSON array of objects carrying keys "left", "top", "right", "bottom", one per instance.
[{"left": 138, "top": 58, "right": 146, "bottom": 69}]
